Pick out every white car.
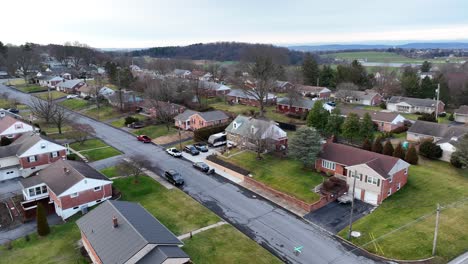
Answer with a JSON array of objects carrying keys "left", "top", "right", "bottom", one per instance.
[
  {"left": 66, "top": 94, "right": 79, "bottom": 99},
  {"left": 166, "top": 147, "right": 182, "bottom": 157}
]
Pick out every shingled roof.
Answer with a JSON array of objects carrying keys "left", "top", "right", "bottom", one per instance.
[
  {"left": 387, "top": 96, "right": 444, "bottom": 108},
  {"left": 408, "top": 120, "right": 468, "bottom": 139},
  {"left": 455, "top": 105, "right": 468, "bottom": 115},
  {"left": 340, "top": 108, "right": 405, "bottom": 123}
]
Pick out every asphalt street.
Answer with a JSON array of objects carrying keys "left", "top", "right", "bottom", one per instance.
[{"left": 0, "top": 82, "right": 379, "bottom": 264}]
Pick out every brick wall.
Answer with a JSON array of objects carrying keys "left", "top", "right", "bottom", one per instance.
[
  {"left": 380, "top": 168, "right": 408, "bottom": 203},
  {"left": 81, "top": 231, "right": 103, "bottom": 264},
  {"left": 315, "top": 159, "right": 346, "bottom": 176},
  {"left": 60, "top": 184, "right": 112, "bottom": 210},
  {"left": 205, "top": 159, "right": 245, "bottom": 181},
  {"left": 20, "top": 150, "right": 66, "bottom": 169}
]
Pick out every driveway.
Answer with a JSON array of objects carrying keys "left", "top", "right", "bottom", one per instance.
[
  {"left": 0, "top": 83, "right": 379, "bottom": 264},
  {"left": 0, "top": 179, "right": 22, "bottom": 200},
  {"left": 304, "top": 200, "right": 375, "bottom": 234}
]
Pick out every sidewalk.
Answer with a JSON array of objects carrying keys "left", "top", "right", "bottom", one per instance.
[{"left": 177, "top": 221, "right": 226, "bottom": 240}]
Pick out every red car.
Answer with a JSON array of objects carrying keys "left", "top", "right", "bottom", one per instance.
[{"left": 137, "top": 135, "right": 151, "bottom": 143}]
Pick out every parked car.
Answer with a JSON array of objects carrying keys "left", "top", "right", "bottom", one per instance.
[
  {"left": 192, "top": 162, "right": 210, "bottom": 172},
  {"left": 193, "top": 143, "right": 208, "bottom": 152},
  {"left": 66, "top": 94, "right": 79, "bottom": 99},
  {"left": 166, "top": 147, "right": 182, "bottom": 157},
  {"left": 127, "top": 122, "right": 145, "bottom": 129},
  {"left": 164, "top": 169, "right": 184, "bottom": 185},
  {"left": 326, "top": 101, "right": 336, "bottom": 107},
  {"left": 183, "top": 145, "right": 200, "bottom": 156},
  {"left": 136, "top": 135, "right": 151, "bottom": 143},
  {"left": 7, "top": 108, "right": 19, "bottom": 114}
]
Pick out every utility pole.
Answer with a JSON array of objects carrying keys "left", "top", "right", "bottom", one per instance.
[
  {"left": 435, "top": 83, "right": 440, "bottom": 122},
  {"left": 432, "top": 203, "right": 441, "bottom": 256},
  {"left": 347, "top": 170, "right": 358, "bottom": 240},
  {"left": 316, "top": 77, "right": 320, "bottom": 87}
]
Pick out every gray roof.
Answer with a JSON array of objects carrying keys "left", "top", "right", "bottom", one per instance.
[
  {"left": 20, "top": 174, "right": 44, "bottom": 188},
  {"left": 0, "top": 132, "right": 62, "bottom": 158},
  {"left": 174, "top": 110, "right": 228, "bottom": 122},
  {"left": 388, "top": 96, "right": 443, "bottom": 108},
  {"left": 227, "top": 89, "right": 276, "bottom": 101},
  {"left": 455, "top": 105, "right": 468, "bottom": 115},
  {"left": 57, "top": 79, "right": 85, "bottom": 89},
  {"left": 277, "top": 97, "right": 315, "bottom": 109},
  {"left": 274, "top": 81, "right": 292, "bottom": 88},
  {"left": 138, "top": 246, "right": 189, "bottom": 264},
  {"left": 199, "top": 81, "right": 231, "bottom": 91},
  {"left": 76, "top": 200, "right": 183, "bottom": 264},
  {"left": 174, "top": 109, "right": 198, "bottom": 121},
  {"left": 225, "top": 115, "right": 286, "bottom": 139},
  {"left": 173, "top": 69, "right": 190, "bottom": 76},
  {"left": 349, "top": 91, "right": 380, "bottom": 101},
  {"left": 408, "top": 120, "right": 468, "bottom": 139}
]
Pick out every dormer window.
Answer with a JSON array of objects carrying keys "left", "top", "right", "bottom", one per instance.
[
  {"left": 40, "top": 143, "right": 46, "bottom": 149},
  {"left": 233, "top": 122, "right": 238, "bottom": 129},
  {"left": 15, "top": 123, "right": 23, "bottom": 129}
]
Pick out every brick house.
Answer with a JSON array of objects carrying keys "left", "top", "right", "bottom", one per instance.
[
  {"left": 454, "top": 105, "right": 468, "bottom": 123},
  {"left": 77, "top": 200, "right": 190, "bottom": 264},
  {"left": 0, "top": 132, "right": 66, "bottom": 181},
  {"left": 138, "top": 99, "right": 186, "bottom": 119},
  {"left": 387, "top": 96, "right": 445, "bottom": 114},
  {"left": 226, "top": 89, "right": 277, "bottom": 107},
  {"left": 276, "top": 97, "right": 315, "bottom": 114},
  {"left": 56, "top": 79, "right": 86, "bottom": 93},
  {"left": 174, "top": 110, "right": 229, "bottom": 130},
  {"left": 273, "top": 81, "right": 294, "bottom": 92},
  {"left": 340, "top": 108, "right": 407, "bottom": 132},
  {"left": 316, "top": 141, "right": 410, "bottom": 205},
  {"left": 297, "top": 85, "right": 332, "bottom": 99},
  {"left": 19, "top": 159, "right": 112, "bottom": 220},
  {"left": 0, "top": 114, "right": 35, "bottom": 141},
  {"left": 336, "top": 90, "right": 383, "bottom": 106},
  {"left": 198, "top": 81, "right": 231, "bottom": 97}
]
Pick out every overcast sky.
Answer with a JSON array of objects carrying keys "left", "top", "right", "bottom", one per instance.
[{"left": 3, "top": 0, "right": 468, "bottom": 48}]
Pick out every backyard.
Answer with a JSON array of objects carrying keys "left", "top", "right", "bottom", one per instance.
[
  {"left": 15, "top": 84, "right": 48, "bottom": 93},
  {"left": 338, "top": 159, "right": 468, "bottom": 263},
  {"left": 220, "top": 151, "right": 323, "bottom": 203},
  {"left": 132, "top": 124, "right": 177, "bottom": 139},
  {"left": 82, "top": 105, "right": 123, "bottom": 120},
  {"left": 34, "top": 91, "right": 67, "bottom": 100},
  {"left": 59, "top": 99, "right": 90, "bottom": 110},
  {"left": 70, "top": 138, "right": 121, "bottom": 162}
]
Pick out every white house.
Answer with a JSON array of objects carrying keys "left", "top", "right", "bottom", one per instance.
[
  {"left": 387, "top": 96, "right": 445, "bottom": 114},
  {"left": 454, "top": 105, "right": 468, "bottom": 124},
  {"left": 0, "top": 114, "right": 35, "bottom": 140}
]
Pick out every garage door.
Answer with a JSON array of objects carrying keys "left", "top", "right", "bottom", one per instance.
[
  {"left": 364, "top": 192, "right": 378, "bottom": 205},
  {"left": 0, "top": 169, "right": 19, "bottom": 181},
  {"left": 353, "top": 188, "right": 362, "bottom": 200}
]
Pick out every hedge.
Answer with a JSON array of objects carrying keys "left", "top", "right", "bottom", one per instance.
[
  {"left": 206, "top": 154, "right": 250, "bottom": 175},
  {"left": 193, "top": 123, "right": 229, "bottom": 142}
]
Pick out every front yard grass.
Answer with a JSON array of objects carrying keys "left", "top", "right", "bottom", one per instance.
[
  {"left": 16, "top": 85, "right": 48, "bottom": 93},
  {"left": 34, "top": 91, "right": 67, "bottom": 100},
  {"left": 112, "top": 176, "right": 219, "bottom": 235},
  {"left": 221, "top": 151, "right": 323, "bottom": 203},
  {"left": 132, "top": 124, "right": 177, "bottom": 139},
  {"left": 338, "top": 159, "right": 468, "bottom": 262},
  {"left": 183, "top": 224, "right": 282, "bottom": 264},
  {"left": 82, "top": 105, "right": 123, "bottom": 120},
  {"left": 110, "top": 114, "right": 146, "bottom": 128},
  {"left": 59, "top": 99, "right": 90, "bottom": 110},
  {"left": 100, "top": 166, "right": 119, "bottom": 178},
  {"left": 70, "top": 139, "right": 121, "bottom": 162}
]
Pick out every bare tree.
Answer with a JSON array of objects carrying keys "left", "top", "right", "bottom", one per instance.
[
  {"left": 69, "top": 123, "right": 95, "bottom": 145},
  {"left": 246, "top": 119, "right": 276, "bottom": 160},
  {"left": 285, "top": 84, "right": 301, "bottom": 111},
  {"left": 29, "top": 97, "right": 55, "bottom": 123},
  {"left": 8, "top": 44, "right": 40, "bottom": 83},
  {"left": 50, "top": 104, "right": 69, "bottom": 134},
  {"left": 335, "top": 82, "right": 360, "bottom": 102},
  {"left": 143, "top": 78, "right": 178, "bottom": 130},
  {"left": 117, "top": 155, "right": 150, "bottom": 182}
]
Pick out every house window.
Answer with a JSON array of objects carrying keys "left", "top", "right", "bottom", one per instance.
[
  {"left": 40, "top": 143, "right": 46, "bottom": 149},
  {"left": 250, "top": 126, "right": 255, "bottom": 134},
  {"left": 404, "top": 168, "right": 408, "bottom": 175},
  {"left": 397, "top": 183, "right": 401, "bottom": 190},
  {"left": 28, "top": 156, "right": 37, "bottom": 162},
  {"left": 94, "top": 186, "right": 102, "bottom": 191},
  {"left": 389, "top": 177, "right": 393, "bottom": 183},
  {"left": 233, "top": 122, "right": 237, "bottom": 129},
  {"left": 15, "top": 123, "right": 23, "bottom": 129},
  {"left": 28, "top": 185, "right": 47, "bottom": 197},
  {"left": 321, "top": 160, "right": 336, "bottom": 170},
  {"left": 51, "top": 152, "right": 58, "bottom": 158},
  {"left": 70, "top": 192, "right": 79, "bottom": 198},
  {"left": 388, "top": 188, "right": 392, "bottom": 196},
  {"left": 367, "top": 176, "right": 378, "bottom": 185},
  {"left": 73, "top": 206, "right": 79, "bottom": 210}
]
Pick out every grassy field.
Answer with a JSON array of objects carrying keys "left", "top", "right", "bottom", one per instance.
[
  {"left": 0, "top": 98, "right": 17, "bottom": 109},
  {"left": 132, "top": 124, "right": 177, "bottom": 139},
  {"left": 183, "top": 224, "right": 282, "bottom": 264},
  {"left": 338, "top": 159, "right": 468, "bottom": 262},
  {"left": 321, "top": 51, "right": 466, "bottom": 64},
  {"left": 16, "top": 85, "right": 48, "bottom": 93},
  {"left": 111, "top": 176, "right": 220, "bottom": 235},
  {"left": 110, "top": 114, "right": 146, "bottom": 128},
  {"left": 59, "top": 99, "right": 90, "bottom": 110},
  {"left": 221, "top": 151, "right": 322, "bottom": 203},
  {"left": 38, "top": 123, "right": 72, "bottom": 135},
  {"left": 82, "top": 105, "right": 123, "bottom": 120},
  {"left": 100, "top": 166, "right": 119, "bottom": 178},
  {"left": 0, "top": 218, "right": 87, "bottom": 264},
  {"left": 6, "top": 79, "right": 26, "bottom": 86},
  {"left": 34, "top": 91, "right": 67, "bottom": 100},
  {"left": 70, "top": 139, "right": 121, "bottom": 162}
]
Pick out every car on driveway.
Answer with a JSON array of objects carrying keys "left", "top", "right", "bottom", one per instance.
[
  {"left": 184, "top": 145, "right": 200, "bottom": 156},
  {"left": 136, "top": 135, "right": 151, "bottom": 143},
  {"left": 66, "top": 94, "right": 79, "bottom": 99},
  {"left": 193, "top": 143, "right": 208, "bottom": 152},
  {"left": 127, "top": 121, "right": 145, "bottom": 129},
  {"left": 192, "top": 162, "right": 210, "bottom": 172},
  {"left": 166, "top": 147, "right": 182, "bottom": 157},
  {"left": 164, "top": 169, "right": 184, "bottom": 185},
  {"left": 7, "top": 108, "right": 19, "bottom": 114}
]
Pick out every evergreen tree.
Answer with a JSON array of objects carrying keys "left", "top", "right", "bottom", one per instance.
[
  {"left": 324, "top": 108, "right": 344, "bottom": 137},
  {"left": 420, "top": 76, "right": 435, "bottom": 99},
  {"left": 288, "top": 127, "right": 322, "bottom": 168},
  {"left": 359, "top": 113, "right": 375, "bottom": 141},
  {"left": 393, "top": 143, "right": 406, "bottom": 159},
  {"left": 319, "top": 65, "right": 336, "bottom": 88},
  {"left": 306, "top": 101, "right": 329, "bottom": 131},
  {"left": 421, "top": 61, "right": 432, "bottom": 72},
  {"left": 419, "top": 140, "right": 442, "bottom": 159},
  {"left": 302, "top": 53, "right": 320, "bottom": 86},
  {"left": 401, "top": 67, "right": 421, "bottom": 97},
  {"left": 362, "top": 138, "right": 372, "bottom": 151},
  {"left": 341, "top": 113, "right": 360, "bottom": 142},
  {"left": 405, "top": 145, "right": 419, "bottom": 165},
  {"left": 36, "top": 203, "right": 50, "bottom": 236},
  {"left": 450, "top": 134, "right": 468, "bottom": 168},
  {"left": 382, "top": 141, "right": 394, "bottom": 156},
  {"left": 372, "top": 137, "right": 383, "bottom": 153},
  {"left": 448, "top": 112, "right": 454, "bottom": 121}
]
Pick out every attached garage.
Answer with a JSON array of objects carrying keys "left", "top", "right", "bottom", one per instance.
[
  {"left": 353, "top": 188, "right": 362, "bottom": 200},
  {"left": 0, "top": 168, "right": 19, "bottom": 181},
  {"left": 364, "top": 191, "right": 378, "bottom": 205}
]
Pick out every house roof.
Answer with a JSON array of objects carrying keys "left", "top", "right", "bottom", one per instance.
[
  {"left": 107, "top": 91, "right": 143, "bottom": 104},
  {"left": 0, "top": 115, "right": 27, "bottom": 134},
  {"left": 77, "top": 85, "right": 96, "bottom": 94},
  {"left": 173, "top": 69, "right": 190, "bottom": 76},
  {"left": 319, "top": 142, "right": 403, "bottom": 178},
  {"left": 174, "top": 110, "right": 228, "bottom": 122},
  {"left": 76, "top": 200, "right": 183, "bottom": 264},
  {"left": 225, "top": 115, "right": 287, "bottom": 140},
  {"left": 297, "top": 85, "right": 331, "bottom": 94},
  {"left": 0, "top": 132, "right": 62, "bottom": 158},
  {"left": 274, "top": 81, "right": 292, "bottom": 89},
  {"left": 227, "top": 89, "right": 277, "bottom": 100},
  {"left": 20, "top": 174, "right": 44, "bottom": 188},
  {"left": 198, "top": 81, "right": 231, "bottom": 91},
  {"left": 174, "top": 109, "right": 198, "bottom": 121},
  {"left": 348, "top": 90, "right": 380, "bottom": 101},
  {"left": 408, "top": 120, "right": 468, "bottom": 139},
  {"left": 340, "top": 108, "right": 403, "bottom": 123},
  {"left": 277, "top": 97, "right": 315, "bottom": 109},
  {"left": 57, "top": 79, "right": 85, "bottom": 89},
  {"left": 387, "top": 96, "right": 444, "bottom": 107},
  {"left": 138, "top": 246, "right": 189, "bottom": 264},
  {"left": 455, "top": 105, "right": 468, "bottom": 115}
]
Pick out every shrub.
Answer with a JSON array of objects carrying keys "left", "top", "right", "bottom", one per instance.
[
  {"left": 393, "top": 143, "right": 406, "bottom": 159},
  {"left": 36, "top": 203, "right": 50, "bottom": 236},
  {"left": 0, "top": 137, "right": 12, "bottom": 146},
  {"left": 24, "top": 234, "right": 30, "bottom": 242},
  {"left": 124, "top": 116, "right": 139, "bottom": 126},
  {"left": 322, "top": 176, "right": 346, "bottom": 192},
  {"left": 438, "top": 112, "right": 447, "bottom": 117},
  {"left": 67, "top": 153, "right": 78, "bottom": 160},
  {"left": 40, "top": 131, "right": 47, "bottom": 136},
  {"left": 382, "top": 141, "right": 394, "bottom": 156},
  {"left": 419, "top": 140, "right": 443, "bottom": 159},
  {"left": 405, "top": 145, "right": 419, "bottom": 165},
  {"left": 193, "top": 123, "right": 229, "bottom": 142},
  {"left": 362, "top": 138, "right": 372, "bottom": 151},
  {"left": 391, "top": 126, "right": 408, "bottom": 134},
  {"left": 418, "top": 113, "right": 437, "bottom": 122},
  {"left": 372, "top": 137, "right": 383, "bottom": 153},
  {"left": 379, "top": 101, "right": 387, "bottom": 109},
  {"left": 451, "top": 153, "right": 463, "bottom": 168},
  {"left": 448, "top": 112, "right": 454, "bottom": 121}
]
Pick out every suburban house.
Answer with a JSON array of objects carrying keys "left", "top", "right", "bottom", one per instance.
[
  {"left": 316, "top": 141, "right": 410, "bottom": 205},
  {"left": 387, "top": 96, "right": 445, "bottom": 114},
  {"left": 77, "top": 85, "right": 98, "bottom": 98},
  {"left": 38, "top": 76, "right": 63, "bottom": 88},
  {"left": 56, "top": 79, "right": 86, "bottom": 93},
  {"left": 407, "top": 120, "right": 468, "bottom": 162},
  {"left": 0, "top": 132, "right": 67, "bottom": 181},
  {"left": 139, "top": 100, "right": 186, "bottom": 118},
  {"left": 19, "top": 159, "right": 112, "bottom": 220},
  {"left": 198, "top": 81, "right": 231, "bottom": 97},
  {"left": 454, "top": 105, "right": 468, "bottom": 123},
  {"left": 172, "top": 69, "right": 191, "bottom": 78},
  {"left": 338, "top": 90, "right": 383, "bottom": 106},
  {"left": 276, "top": 97, "right": 315, "bottom": 114},
  {"left": 273, "top": 81, "right": 294, "bottom": 92},
  {"left": 174, "top": 110, "right": 229, "bottom": 130},
  {"left": 107, "top": 90, "right": 144, "bottom": 111},
  {"left": 188, "top": 70, "right": 205, "bottom": 80},
  {"left": 99, "top": 86, "right": 115, "bottom": 97},
  {"left": 226, "top": 89, "right": 277, "bottom": 107},
  {"left": 0, "top": 114, "right": 35, "bottom": 141},
  {"left": 297, "top": 85, "right": 332, "bottom": 99},
  {"left": 340, "top": 108, "right": 407, "bottom": 132},
  {"left": 225, "top": 115, "right": 288, "bottom": 151},
  {"left": 77, "top": 200, "right": 190, "bottom": 264},
  {"left": 200, "top": 72, "right": 213, "bottom": 81}
]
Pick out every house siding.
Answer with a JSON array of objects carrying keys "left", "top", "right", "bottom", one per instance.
[
  {"left": 59, "top": 184, "right": 112, "bottom": 210},
  {"left": 454, "top": 113, "right": 468, "bottom": 124},
  {"left": 276, "top": 104, "right": 309, "bottom": 114},
  {"left": 19, "top": 150, "right": 66, "bottom": 169}
]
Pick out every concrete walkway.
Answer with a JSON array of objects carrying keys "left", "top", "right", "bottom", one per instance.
[
  {"left": 448, "top": 251, "right": 468, "bottom": 264},
  {"left": 177, "top": 221, "right": 226, "bottom": 240}
]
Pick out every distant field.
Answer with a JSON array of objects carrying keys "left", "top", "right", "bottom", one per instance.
[{"left": 322, "top": 51, "right": 467, "bottom": 64}]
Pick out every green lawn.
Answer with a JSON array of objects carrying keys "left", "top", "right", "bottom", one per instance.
[
  {"left": 363, "top": 105, "right": 384, "bottom": 111},
  {"left": 0, "top": 218, "right": 87, "bottom": 264},
  {"left": 221, "top": 151, "right": 323, "bottom": 203},
  {"left": 38, "top": 123, "right": 72, "bottom": 135},
  {"left": 59, "top": 99, "right": 90, "bottom": 110},
  {"left": 0, "top": 98, "right": 17, "bottom": 109},
  {"left": 110, "top": 114, "right": 146, "bottom": 128},
  {"left": 338, "top": 159, "right": 468, "bottom": 262},
  {"left": 112, "top": 176, "right": 219, "bottom": 235},
  {"left": 132, "top": 124, "right": 177, "bottom": 139},
  {"left": 82, "top": 105, "right": 123, "bottom": 120},
  {"left": 6, "top": 79, "right": 26, "bottom": 86},
  {"left": 70, "top": 139, "right": 121, "bottom": 162},
  {"left": 321, "top": 51, "right": 465, "bottom": 64},
  {"left": 34, "top": 91, "right": 67, "bottom": 100},
  {"left": 16, "top": 85, "right": 48, "bottom": 93},
  {"left": 100, "top": 166, "right": 119, "bottom": 178},
  {"left": 183, "top": 225, "right": 282, "bottom": 264}
]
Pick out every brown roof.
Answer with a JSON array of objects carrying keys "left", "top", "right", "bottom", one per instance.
[
  {"left": 340, "top": 108, "right": 403, "bottom": 123},
  {"left": 77, "top": 85, "right": 97, "bottom": 94},
  {"left": 455, "top": 105, "right": 468, "bottom": 115},
  {"left": 319, "top": 142, "right": 402, "bottom": 178},
  {"left": 297, "top": 85, "right": 331, "bottom": 94}
]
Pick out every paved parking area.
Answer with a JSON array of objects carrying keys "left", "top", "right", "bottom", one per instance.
[{"left": 304, "top": 200, "right": 375, "bottom": 234}]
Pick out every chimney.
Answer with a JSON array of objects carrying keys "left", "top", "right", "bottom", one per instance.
[
  {"left": 112, "top": 216, "right": 118, "bottom": 228},
  {"left": 63, "top": 167, "right": 69, "bottom": 173}
]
